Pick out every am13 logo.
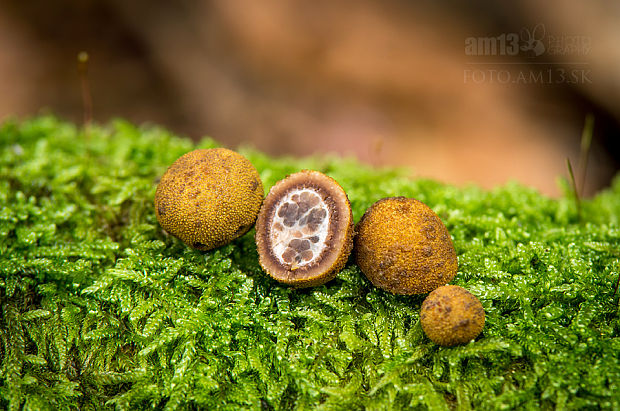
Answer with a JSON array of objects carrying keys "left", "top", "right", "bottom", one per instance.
[{"left": 465, "top": 24, "right": 546, "bottom": 57}]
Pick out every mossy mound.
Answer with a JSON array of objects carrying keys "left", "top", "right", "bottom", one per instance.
[{"left": 1, "top": 116, "right": 619, "bottom": 410}]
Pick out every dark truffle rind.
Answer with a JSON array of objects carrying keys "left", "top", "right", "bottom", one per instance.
[
  {"left": 420, "top": 285, "right": 485, "bottom": 346},
  {"left": 154, "top": 148, "right": 264, "bottom": 251},
  {"left": 255, "top": 170, "right": 354, "bottom": 288},
  {"left": 354, "top": 197, "right": 457, "bottom": 295}
]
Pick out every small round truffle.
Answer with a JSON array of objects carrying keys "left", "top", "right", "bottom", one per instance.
[
  {"left": 355, "top": 197, "right": 458, "bottom": 295},
  {"left": 255, "top": 170, "right": 354, "bottom": 288},
  {"left": 154, "top": 148, "right": 264, "bottom": 251},
  {"left": 420, "top": 285, "right": 485, "bottom": 346}
]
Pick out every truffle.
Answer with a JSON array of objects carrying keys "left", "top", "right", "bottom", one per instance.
[
  {"left": 154, "top": 148, "right": 263, "bottom": 251},
  {"left": 420, "top": 285, "right": 485, "bottom": 346},
  {"left": 355, "top": 197, "right": 458, "bottom": 294}
]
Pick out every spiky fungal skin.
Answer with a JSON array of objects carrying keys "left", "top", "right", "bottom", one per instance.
[
  {"left": 420, "top": 285, "right": 485, "bottom": 346},
  {"left": 255, "top": 170, "right": 354, "bottom": 288},
  {"left": 155, "top": 148, "right": 264, "bottom": 251},
  {"left": 355, "top": 197, "right": 457, "bottom": 295}
]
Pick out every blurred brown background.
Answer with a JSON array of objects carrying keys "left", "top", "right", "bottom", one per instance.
[{"left": 1, "top": 0, "right": 619, "bottom": 196}]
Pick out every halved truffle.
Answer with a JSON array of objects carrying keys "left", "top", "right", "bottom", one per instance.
[{"left": 255, "top": 170, "right": 354, "bottom": 287}]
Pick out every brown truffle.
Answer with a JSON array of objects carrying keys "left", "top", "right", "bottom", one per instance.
[
  {"left": 154, "top": 148, "right": 263, "bottom": 251},
  {"left": 354, "top": 197, "right": 457, "bottom": 294},
  {"left": 420, "top": 285, "right": 485, "bottom": 346},
  {"left": 255, "top": 170, "right": 354, "bottom": 288}
]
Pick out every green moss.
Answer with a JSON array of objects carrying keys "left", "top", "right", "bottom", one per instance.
[{"left": 1, "top": 116, "right": 619, "bottom": 410}]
